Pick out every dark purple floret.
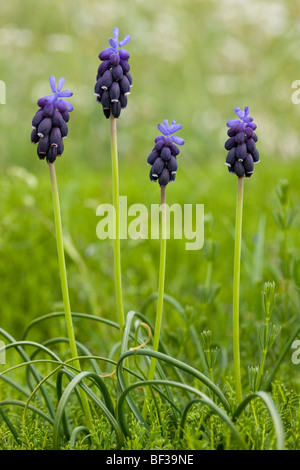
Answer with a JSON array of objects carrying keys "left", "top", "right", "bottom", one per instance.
[
  {"left": 37, "top": 135, "right": 49, "bottom": 157},
  {"left": 119, "top": 59, "right": 130, "bottom": 73},
  {"left": 62, "top": 111, "right": 70, "bottom": 123},
  {"left": 110, "top": 52, "right": 120, "bottom": 66},
  {"left": 31, "top": 128, "right": 39, "bottom": 144},
  {"left": 112, "top": 64, "right": 123, "bottom": 81},
  {"left": 159, "top": 168, "right": 170, "bottom": 186},
  {"left": 32, "top": 109, "right": 44, "bottom": 128},
  {"left": 125, "top": 72, "right": 132, "bottom": 86},
  {"left": 59, "top": 120, "right": 69, "bottom": 138},
  {"left": 111, "top": 101, "right": 121, "bottom": 118},
  {"left": 98, "top": 60, "right": 111, "bottom": 77},
  {"left": 152, "top": 157, "right": 165, "bottom": 177},
  {"left": 100, "top": 90, "right": 110, "bottom": 109},
  {"left": 119, "top": 76, "right": 130, "bottom": 95},
  {"left": 31, "top": 76, "right": 73, "bottom": 163},
  {"left": 225, "top": 106, "right": 259, "bottom": 178},
  {"left": 243, "top": 154, "right": 254, "bottom": 173},
  {"left": 43, "top": 102, "right": 55, "bottom": 117},
  {"left": 147, "top": 150, "right": 159, "bottom": 165},
  {"left": 168, "top": 156, "right": 178, "bottom": 173},
  {"left": 50, "top": 127, "right": 62, "bottom": 148},
  {"left": 120, "top": 94, "right": 128, "bottom": 109},
  {"left": 109, "top": 81, "right": 120, "bottom": 102},
  {"left": 147, "top": 120, "right": 185, "bottom": 187},
  {"left": 37, "top": 118, "right": 52, "bottom": 138},
  {"left": 98, "top": 70, "right": 113, "bottom": 91},
  {"left": 95, "top": 27, "right": 132, "bottom": 119},
  {"left": 161, "top": 146, "right": 171, "bottom": 162},
  {"left": 119, "top": 49, "right": 130, "bottom": 60},
  {"left": 47, "top": 146, "right": 58, "bottom": 164},
  {"left": 52, "top": 110, "right": 65, "bottom": 127},
  {"left": 150, "top": 166, "right": 158, "bottom": 182},
  {"left": 155, "top": 140, "right": 165, "bottom": 152},
  {"left": 236, "top": 143, "right": 247, "bottom": 161}
]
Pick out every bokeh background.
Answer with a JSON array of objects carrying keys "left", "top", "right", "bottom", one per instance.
[{"left": 1, "top": 0, "right": 300, "bottom": 374}]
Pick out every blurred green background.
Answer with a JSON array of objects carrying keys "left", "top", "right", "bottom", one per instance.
[{"left": 0, "top": 0, "right": 300, "bottom": 372}]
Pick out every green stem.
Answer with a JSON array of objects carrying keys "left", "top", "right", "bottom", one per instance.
[
  {"left": 232, "top": 176, "right": 244, "bottom": 403},
  {"left": 48, "top": 163, "right": 94, "bottom": 434},
  {"left": 282, "top": 227, "right": 289, "bottom": 322},
  {"left": 206, "top": 261, "right": 213, "bottom": 288},
  {"left": 110, "top": 115, "right": 125, "bottom": 338},
  {"left": 148, "top": 186, "right": 167, "bottom": 380},
  {"left": 142, "top": 187, "right": 167, "bottom": 418},
  {"left": 256, "top": 319, "right": 269, "bottom": 391},
  {"left": 256, "top": 350, "right": 267, "bottom": 391}
]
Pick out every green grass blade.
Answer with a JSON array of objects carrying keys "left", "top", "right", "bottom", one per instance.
[
  {"left": 69, "top": 426, "right": 91, "bottom": 449},
  {"left": 0, "top": 402, "right": 22, "bottom": 445},
  {"left": 0, "top": 375, "right": 30, "bottom": 398},
  {"left": 141, "top": 292, "right": 185, "bottom": 316},
  {"left": 116, "top": 349, "right": 231, "bottom": 412},
  {"left": 22, "top": 312, "right": 119, "bottom": 340},
  {"left": 52, "top": 371, "right": 123, "bottom": 449},
  {"left": 38, "top": 337, "right": 102, "bottom": 375},
  {"left": 117, "top": 379, "right": 246, "bottom": 449},
  {"left": 232, "top": 391, "right": 285, "bottom": 450},
  {"left": 0, "top": 330, "right": 56, "bottom": 418},
  {"left": 0, "top": 399, "right": 53, "bottom": 426}
]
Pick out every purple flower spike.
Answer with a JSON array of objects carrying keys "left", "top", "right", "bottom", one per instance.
[
  {"left": 95, "top": 28, "right": 132, "bottom": 119},
  {"left": 148, "top": 119, "right": 185, "bottom": 187},
  {"left": 225, "top": 106, "right": 259, "bottom": 178},
  {"left": 31, "top": 76, "right": 73, "bottom": 163}
]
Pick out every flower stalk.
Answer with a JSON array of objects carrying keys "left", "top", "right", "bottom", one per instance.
[
  {"left": 142, "top": 186, "right": 167, "bottom": 419},
  {"left": 232, "top": 175, "right": 244, "bottom": 403},
  {"left": 48, "top": 162, "right": 94, "bottom": 433},
  {"left": 225, "top": 106, "right": 259, "bottom": 403},
  {"left": 145, "top": 119, "right": 184, "bottom": 381},
  {"left": 110, "top": 115, "right": 125, "bottom": 337},
  {"left": 148, "top": 185, "right": 167, "bottom": 380},
  {"left": 94, "top": 28, "right": 131, "bottom": 337}
]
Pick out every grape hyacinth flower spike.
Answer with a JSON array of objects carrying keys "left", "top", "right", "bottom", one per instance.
[
  {"left": 94, "top": 28, "right": 132, "bottom": 338},
  {"left": 225, "top": 106, "right": 259, "bottom": 404},
  {"left": 31, "top": 76, "right": 73, "bottom": 163},
  {"left": 147, "top": 119, "right": 185, "bottom": 186},
  {"left": 95, "top": 27, "right": 132, "bottom": 119},
  {"left": 225, "top": 106, "right": 259, "bottom": 178}
]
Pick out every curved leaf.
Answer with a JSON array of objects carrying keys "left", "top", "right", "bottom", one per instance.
[
  {"left": 53, "top": 371, "right": 123, "bottom": 449},
  {"left": 117, "top": 379, "right": 245, "bottom": 449},
  {"left": 232, "top": 391, "right": 285, "bottom": 450}
]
